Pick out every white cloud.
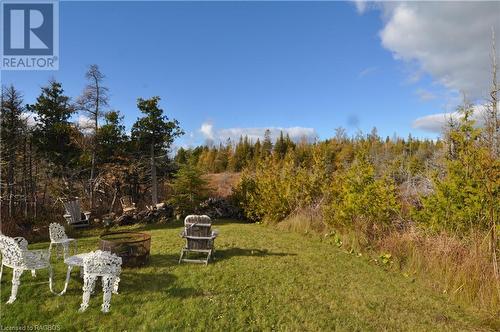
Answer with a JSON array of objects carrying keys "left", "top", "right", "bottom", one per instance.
[
  {"left": 412, "top": 105, "right": 490, "bottom": 133},
  {"left": 76, "top": 114, "right": 94, "bottom": 134},
  {"left": 376, "top": 2, "right": 500, "bottom": 101},
  {"left": 415, "top": 88, "right": 437, "bottom": 101},
  {"left": 200, "top": 122, "right": 214, "bottom": 140},
  {"left": 199, "top": 123, "right": 318, "bottom": 144},
  {"left": 22, "top": 111, "right": 38, "bottom": 128},
  {"left": 353, "top": 0, "right": 368, "bottom": 15},
  {"left": 358, "top": 66, "right": 378, "bottom": 78}
]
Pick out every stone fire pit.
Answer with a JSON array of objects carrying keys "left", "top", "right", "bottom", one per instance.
[{"left": 99, "top": 231, "right": 151, "bottom": 267}]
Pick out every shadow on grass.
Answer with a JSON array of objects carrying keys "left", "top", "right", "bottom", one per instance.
[
  {"left": 148, "top": 253, "right": 181, "bottom": 267},
  {"left": 214, "top": 248, "right": 296, "bottom": 261},
  {"left": 120, "top": 268, "right": 177, "bottom": 293},
  {"left": 130, "top": 218, "right": 249, "bottom": 232}
]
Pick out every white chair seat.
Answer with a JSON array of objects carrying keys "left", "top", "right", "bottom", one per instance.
[
  {"left": 51, "top": 238, "right": 74, "bottom": 244},
  {"left": 64, "top": 253, "right": 90, "bottom": 267}
]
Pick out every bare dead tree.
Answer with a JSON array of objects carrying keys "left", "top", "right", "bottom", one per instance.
[
  {"left": 485, "top": 28, "right": 500, "bottom": 282},
  {"left": 76, "top": 65, "right": 109, "bottom": 209}
]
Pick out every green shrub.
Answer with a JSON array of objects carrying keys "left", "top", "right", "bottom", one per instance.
[
  {"left": 323, "top": 152, "right": 400, "bottom": 237},
  {"left": 167, "top": 164, "right": 211, "bottom": 217}
]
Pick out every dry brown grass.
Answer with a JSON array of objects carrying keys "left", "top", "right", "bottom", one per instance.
[
  {"left": 276, "top": 205, "right": 327, "bottom": 234},
  {"left": 203, "top": 172, "right": 241, "bottom": 197},
  {"left": 378, "top": 230, "right": 500, "bottom": 314}
]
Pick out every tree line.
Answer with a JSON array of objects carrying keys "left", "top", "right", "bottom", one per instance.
[{"left": 0, "top": 65, "right": 183, "bottom": 221}]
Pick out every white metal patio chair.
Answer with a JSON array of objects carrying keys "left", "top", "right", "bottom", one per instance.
[
  {"left": 49, "top": 223, "right": 77, "bottom": 259},
  {"left": 179, "top": 215, "right": 218, "bottom": 265},
  {"left": 79, "top": 250, "right": 122, "bottom": 313},
  {"left": 0, "top": 234, "right": 53, "bottom": 303},
  {"left": 63, "top": 198, "right": 91, "bottom": 228},
  {"left": 48, "top": 222, "right": 86, "bottom": 295}
]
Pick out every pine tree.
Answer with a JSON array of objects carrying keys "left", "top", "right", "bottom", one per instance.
[
  {"left": 96, "top": 110, "right": 128, "bottom": 164},
  {"left": 1, "top": 85, "right": 26, "bottom": 217},
  {"left": 167, "top": 164, "right": 210, "bottom": 217},
  {"left": 131, "top": 96, "right": 183, "bottom": 204},
  {"left": 261, "top": 129, "right": 273, "bottom": 157},
  {"left": 28, "top": 81, "right": 81, "bottom": 180}
]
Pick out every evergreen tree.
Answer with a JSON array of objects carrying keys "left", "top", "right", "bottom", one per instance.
[
  {"left": 261, "top": 129, "right": 273, "bottom": 157},
  {"left": 131, "top": 96, "right": 183, "bottom": 204},
  {"left": 274, "top": 131, "right": 289, "bottom": 159},
  {"left": 28, "top": 81, "right": 81, "bottom": 178},
  {"left": 415, "top": 103, "right": 493, "bottom": 234},
  {"left": 96, "top": 110, "right": 128, "bottom": 164},
  {"left": 175, "top": 147, "right": 189, "bottom": 165},
  {"left": 1, "top": 85, "right": 26, "bottom": 216},
  {"left": 167, "top": 164, "right": 210, "bottom": 217}
]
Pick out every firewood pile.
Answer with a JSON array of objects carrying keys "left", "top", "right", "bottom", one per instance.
[
  {"left": 199, "top": 197, "right": 243, "bottom": 219},
  {"left": 115, "top": 204, "right": 173, "bottom": 225}
]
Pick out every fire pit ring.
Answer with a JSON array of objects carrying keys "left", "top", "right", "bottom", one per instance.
[{"left": 99, "top": 231, "right": 151, "bottom": 268}]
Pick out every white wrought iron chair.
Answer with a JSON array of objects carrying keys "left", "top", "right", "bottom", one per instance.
[
  {"left": 48, "top": 222, "right": 86, "bottom": 295},
  {"left": 120, "top": 196, "right": 136, "bottom": 214},
  {"left": 179, "top": 215, "right": 218, "bottom": 265},
  {"left": 49, "top": 223, "right": 77, "bottom": 259},
  {"left": 79, "top": 250, "right": 122, "bottom": 313},
  {"left": 63, "top": 198, "right": 91, "bottom": 228},
  {"left": 0, "top": 234, "right": 53, "bottom": 303}
]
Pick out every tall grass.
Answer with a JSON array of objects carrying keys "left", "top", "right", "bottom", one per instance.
[
  {"left": 273, "top": 208, "right": 500, "bottom": 316},
  {"left": 378, "top": 231, "right": 499, "bottom": 314}
]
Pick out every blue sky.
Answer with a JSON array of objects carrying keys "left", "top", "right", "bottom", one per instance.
[{"left": 2, "top": 1, "right": 498, "bottom": 147}]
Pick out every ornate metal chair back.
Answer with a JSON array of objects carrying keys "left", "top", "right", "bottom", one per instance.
[
  {"left": 49, "top": 223, "right": 68, "bottom": 242},
  {"left": 0, "top": 235, "right": 24, "bottom": 268}
]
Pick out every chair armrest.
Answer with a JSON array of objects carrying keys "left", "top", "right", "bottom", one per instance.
[
  {"left": 83, "top": 211, "right": 91, "bottom": 220},
  {"left": 211, "top": 229, "right": 219, "bottom": 238},
  {"left": 14, "top": 237, "right": 29, "bottom": 249}
]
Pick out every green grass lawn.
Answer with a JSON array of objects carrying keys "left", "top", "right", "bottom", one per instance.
[{"left": 0, "top": 220, "right": 498, "bottom": 331}]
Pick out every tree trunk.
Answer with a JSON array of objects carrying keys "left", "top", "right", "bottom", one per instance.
[
  {"left": 150, "top": 143, "right": 158, "bottom": 205},
  {"left": 89, "top": 76, "right": 100, "bottom": 210}
]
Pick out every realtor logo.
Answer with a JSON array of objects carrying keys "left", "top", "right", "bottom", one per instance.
[{"left": 1, "top": 0, "right": 59, "bottom": 70}]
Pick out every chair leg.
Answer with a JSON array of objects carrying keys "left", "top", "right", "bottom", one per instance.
[
  {"left": 0, "top": 263, "right": 3, "bottom": 284},
  {"left": 101, "top": 276, "right": 114, "bottom": 313},
  {"left": 206, "top": 250, "right": 212, "bottom": 265},
  {"left": 48, "top": 265, "right": 54, "bottom": 294},
  {"left": 49, "top": 242, "right": 53, "bottom": 259},
  {"left": 62, "top": 243, "right": 70, "bottom": 259},
  {"left": 31, "top": 270, "right": 36, "bottom": 277},
  {"left": 79, "top": 275, "right": 96, "bottom": 312},
  {"left": 112, "top": 277, "right": 120, "bottom": 294},
  {"left": 7, "top": 268, "right": 24, "bottom": 304},
  {"left": 57, "top": 265, "right": 73, "bottom": 296},
  {"left": 178, "top": 249, "right": 184, "bottom": 264}
]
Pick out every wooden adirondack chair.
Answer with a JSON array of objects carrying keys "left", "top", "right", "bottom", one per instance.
[
  {"left": 63, "top": 199, "right": 91, "bottom": 228},
  {"left": 179, "top": 215, "right": 218, "bottom": 265},
  {"left": 120, "top": 196, "right": 136, "bottom": 214}
]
